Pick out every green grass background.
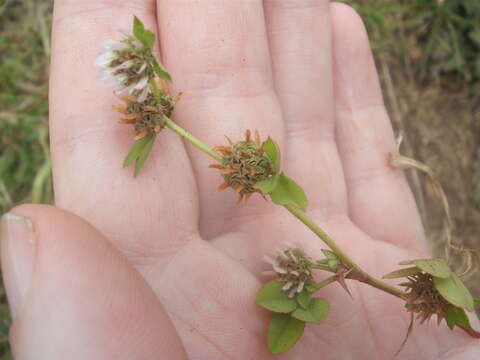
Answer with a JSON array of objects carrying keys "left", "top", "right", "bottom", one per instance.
[{"left": 1, "top": 0, "right": 480, "bottom": 357}]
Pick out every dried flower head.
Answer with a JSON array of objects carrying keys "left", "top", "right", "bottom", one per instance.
[
  {"left": 114, "top": 91, "right": 177, "bottom": 140},
  {"left": 403, "top": 273, "right": 451, "bottom": 324},
  {"left": 210, "top": 130, "right": 275, "bottom": 202},
  {"left": 265, "top": 246, "right": 314, "bottom": 298}
]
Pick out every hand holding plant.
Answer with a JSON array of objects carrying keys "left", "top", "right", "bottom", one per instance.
[{"left": 3, "top": 2, "right": 479, "bottom": 359}]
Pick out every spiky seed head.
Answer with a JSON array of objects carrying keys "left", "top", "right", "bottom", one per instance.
[
  {"left": 212, "top": 130, "right": 275, "bottom": 202},
  {"left": 114, "top": 92, "right": 175, "bottom": 139},
  {"left": 403, "top": 272, "right": 451, "bottom": 324}
]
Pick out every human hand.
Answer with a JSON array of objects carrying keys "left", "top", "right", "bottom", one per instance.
[{"left": 2, "top": 0, "right": 479, "bottom": 359}]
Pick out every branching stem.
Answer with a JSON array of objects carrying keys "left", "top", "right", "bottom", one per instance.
[
  {"left": 164, "top": 120, "right": 406, "bottom": 300},
  {"left": 284, "top": 204, "right": 406, "bottom": 299}
]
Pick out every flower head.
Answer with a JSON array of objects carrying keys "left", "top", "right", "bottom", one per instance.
[
  {"left": 210, "top": 130, "right": 275, "bottom": 203},
  {"left": 403, "top": 272, "right": 451, "bottom": 324},
  {"left": 96, "top": 34, "right": 156, "bottom": 100},
  {"left": 113, "top": 90, "right": 177, "bottom": 140},
  {"left": 265, "top": 246, "right": 314, "bottom": 298}
]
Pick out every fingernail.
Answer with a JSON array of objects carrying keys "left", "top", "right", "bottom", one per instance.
[{"left": 0, "top": 213, "right": 36, "bottom": 318}]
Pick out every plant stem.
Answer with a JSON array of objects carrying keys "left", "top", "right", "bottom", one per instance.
[
  {"left": 284, "top": 204, "right": 406, "bottom": 299},
  {"left": 164, "top": 117, "right": 222, "bottom": 162},
  {"left": 312, "top": 275, "right": 338, "bottom": 293},
  {"left": 162, "top": 118, "right": 405, "bottom": 300}
]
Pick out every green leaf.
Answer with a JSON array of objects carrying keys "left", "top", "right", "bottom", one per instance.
[
  {"left": 327, "top": 259, "right": 339, "bottom": 271},
  {"left": 474, "top": 298, "right": 480, "bottom": 307},
  {"left": 433, "top": 273, "right": 474, "bottom": 311},
  {"left": 446, "top": 306, "right": 471, "bottom": 330},
  {"left": 412, "top": 259, "right": 452, "bottom": 278},
  {"left": 133, "top": 16, "right": 155, "bottom": 48},
  {"left": 123, "top": 135, "right": 155, "bottom": 167},
  {"left": 153, "top": 58, "right": 172, "bottom": 81},
  {"left": 268, "top": 313, "right": 305, "bottom": 354},
  {"left": 296, "top": 290, "right": 311, "bottom": 310},
  {"left": 321, "top": 249, "right": 338, "bottom": 261},
  {"left": 254, "top": 174, "right": 279, "bottom": 195},
  {"left": 382, "top": 267, "right": 422, "bottom": 279},
  {"left": 134, "top": 135, "right": 156, "bottom": 177},
  {"left": 256, "top": 281, "right": 298, "bottom": 313},
  {"left": 270, "top": 173, "right": 308, "bottom": 210},
  {"left": 446, "top": 307, "right": 456, "bottom": 329},
  {"left": 291, "top": 298, "right": 330, "bottom": 324},
  {"left": 262, "top": 137, "right": 281, "bottom": 174}
]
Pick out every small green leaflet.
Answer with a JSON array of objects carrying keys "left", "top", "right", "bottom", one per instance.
[
  {"left": 411, "top": 259, "right": 452, "bottom": 278},
  {"left": 268, "top": 313, "right": 305, "bottom": 354},
  {"left": 270, "top": 173, "right": 308, "bottom": 210},
  {"left": 291, "top": 298, "right": 330, "bottom": 324},
  {"left": 255, "top": 281, "right": 298, "bottom": 313},
  {"left": 254, "top": 175, "right": 279, "bottom": 195},
  {"left": 474, "top": 298, "right": 480, "bottom": 307},
  {"left": 321, "top": 249, "right": 338, "bottom": 261},
  {"left": 433, "top": 273, "right": 474, "bottom": 312},
  {"left": 123, "top": 135, "right": 156, "bottom": 177},
  {"left": 446, "top": 306, "right": 471, "bottom": 330},
  {"left": 133, "top": 16, "right": 155, "bottom": 49},
  {"left": 296, "top": 290, "right": 311, "bottom": 310},
  {"left": 382, "top": 267, "right": 422, "bottom": 279},
  {"left": 153, "top": 58, "right": 172, "bottom": 81},
  {"left": 262, "top": 137, "right": 281, "bottom": 174}
]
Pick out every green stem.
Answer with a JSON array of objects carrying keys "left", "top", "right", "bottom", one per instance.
[
  {"left": 162, "top": 118, "right": 405, "bottom": 300},
  {"left": 284, "top": 204, "right": 406, "bottom": 299},
  {"left": 311, "top": 275, "right": 338, "bottom": 293},
  {"left": 311, "top": 264, "right": 334, "bottom": 272},
  {"left": 164, "top": 117, "right": 222, "bottom": 162}
]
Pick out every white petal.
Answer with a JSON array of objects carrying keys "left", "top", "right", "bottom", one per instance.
[
  {"left": 105, "top": 40, "right": 128, "bottom": 51},
  {"left": 290, "top": 271, "right": 299, "bottom": 277},
  {"left": 112, "top": 60, "right": 134, "bottom": 71},
  {"left": 95, "top": 51, "right": 115, "bottom": 67},
  {"left": 297, "top": 281, "right": 305, "bottom": 293},
  {"left": 288, "top": 288, "right": 297, "bottom": 298},
  {"left": 137, "top": 87, "right": 150, "bottom": 102},
  {"left": 272, "top": 263, "right": 287, "bottom": 275},
  {"left": 115, "top": 82, "right": 136, "bottom": 96},
  {"left": 134, "top": 77, "right": 149, "bottom": 90},
  {"left": 282, "top": 282, "right": 293, "bottom": 291},
  {"left": 137, "top": 62, "right": 147, "bottom": 74}
]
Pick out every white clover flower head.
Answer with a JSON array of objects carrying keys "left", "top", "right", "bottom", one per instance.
[
  {"left": 95, "top": 32, "right": 154, "bottom": 98},
  {"left": 265, "top": 245, "right": 314, "bottom": 298}
]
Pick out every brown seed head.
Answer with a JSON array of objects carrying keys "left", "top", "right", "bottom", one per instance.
[
  {"left": 115, "top": 92, "right": 175, "bottom": 139},
  {"left": 212, "top": 130, "right": 275, "bottom": 202},
  {"left": 403, "top": 273, "right": 451, "bottom": 324}
]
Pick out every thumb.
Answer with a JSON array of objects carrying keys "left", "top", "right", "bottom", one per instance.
[{"left": 1, "top": 205, "right": 186, "bottom": 360}]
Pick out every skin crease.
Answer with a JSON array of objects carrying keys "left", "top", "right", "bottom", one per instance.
[{"left": 3, "top": 0, "right": 479, "bottom": 359}]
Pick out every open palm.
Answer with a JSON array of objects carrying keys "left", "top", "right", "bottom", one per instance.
[{"left": 6, "top": 1, "right": 479, "bottom": 359}]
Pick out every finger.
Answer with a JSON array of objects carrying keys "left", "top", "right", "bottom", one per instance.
[
  {"left": 50, "top": 0, "right": 198, "bottom": 262},
  {"left": 1, "top": 205, "right": 186, "bottom": 360},
  {"left": 264, "top": 0, "right": 348, "bottom": 217},
  {"left": 156, "top": 0, "right": 284, "bottom": 239},
  {"left": 332, "top": 3, "right": 425, "bottom": 251},
  {"left": 151, "top": 238, "right": 272, "bottom": 359}
]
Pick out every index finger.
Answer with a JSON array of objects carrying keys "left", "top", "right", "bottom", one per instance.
[{"left": 49, "top": 0, "right": 199, "bottom": 262}]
